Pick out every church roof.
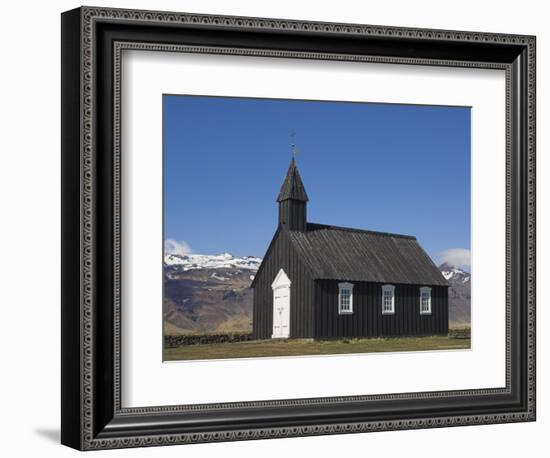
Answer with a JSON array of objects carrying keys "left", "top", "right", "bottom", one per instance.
[
  {"left": 286, "top": 223, "right": 448, "bottom": 286},
  {"left": 276, "top": 158, "right": 309, "bottom": 202}
]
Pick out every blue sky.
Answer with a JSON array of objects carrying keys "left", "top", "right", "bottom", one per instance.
[{"left": 163, "top": 95, "right": 471, "bottom": 269}]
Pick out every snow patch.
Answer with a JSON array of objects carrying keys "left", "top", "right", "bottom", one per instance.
[
  {"left": 211, "top": 272, "right": 228, "bottom": 281},
  {"left": 165, "top": 253, "right": 262, "bottom": 271},
  {"left": 440, "top": 265, "right": 471, "bottom": 283}
]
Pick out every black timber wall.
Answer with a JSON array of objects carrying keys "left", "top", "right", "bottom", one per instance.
[
  {"left": 279, "top": 200, "right": 306, "bottom": 231},
  {"left": 252, "top": 228, "right": 314, "bottom": 339},
  {"left": 314, "top": 281, "right": 448, "bottom": 339}
]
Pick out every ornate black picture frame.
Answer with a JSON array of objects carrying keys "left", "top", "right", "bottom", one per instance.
[{"left": 61, "top": 6, "right": 536, "bottom": 450}]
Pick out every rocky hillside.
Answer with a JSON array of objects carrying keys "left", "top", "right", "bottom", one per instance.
[
  {"left": 439, "top": 262, "right": 471, "bottom": 328},
  {"left": 163, "top": 254, "right": 258, "bottom": 335}
]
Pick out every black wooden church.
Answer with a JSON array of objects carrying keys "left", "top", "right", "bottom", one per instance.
[{"left": 251, "top": 158, "right": 449, "bottom": 340}]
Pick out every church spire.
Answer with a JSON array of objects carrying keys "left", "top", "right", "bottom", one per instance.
[
  {"left": 277, "top": 157, "right": 308, "bottom": 231},
  {"left": 276, "top": 158, "right": 309, "bottom": 203}
]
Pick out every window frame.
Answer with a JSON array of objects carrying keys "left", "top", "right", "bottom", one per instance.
[
  {"left": 338, "top": 282, "right": 354, "bottom": 314},
  {"left": 381, "top": 284, "right": 396, "bottom": 314},
  {"left": 420, "top": 286, "right": 432, "bottom": 315}
]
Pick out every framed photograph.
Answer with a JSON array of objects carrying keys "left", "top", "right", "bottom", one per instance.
[
  {"left": 61, "top": 6, "right": 536, "bottom": 450},
  {"left": 161, "top": 95, "right": 470, "bottom": 361}
]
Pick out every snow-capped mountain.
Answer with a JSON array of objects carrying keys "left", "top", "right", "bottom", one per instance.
[
  {"left": 439, "top": 262, "right": 470, "bottom": 284},
  {"left": 164, "top": 252, "right": 262, "bottom": 271},
  {"left": 164, "top": 253, "right": 260, "bottom": 335},
  {"left": 439, "top": 262, "right": 471, "bottom": 327}
]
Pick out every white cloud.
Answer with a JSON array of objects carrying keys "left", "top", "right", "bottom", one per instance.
[
  {"left": 438, "top": 248, "right": 470, "bottom": 270},
  {"left": 164, "top": 239, "right": 193, "bottom": 256}
]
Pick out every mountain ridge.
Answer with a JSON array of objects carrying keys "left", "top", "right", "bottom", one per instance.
[
  {"left": 165, "top": 252, "right": 262, "bottom": 271},
  {"left": 438, "top": 263, "right": 471, "bottom": 327},
  {"left": 163, "top": 253, "right": 471, "bottom": 334},
  {"left": 439, "top": 262, "right": 471, "bottom": 283}
]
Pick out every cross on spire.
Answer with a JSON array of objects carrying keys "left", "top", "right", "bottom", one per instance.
[
  {"left": 277, "top": 151, "right": 308, "bottom": 203},
  {"left": 291, "top": 129, "right": 298, "bottom": 159}
]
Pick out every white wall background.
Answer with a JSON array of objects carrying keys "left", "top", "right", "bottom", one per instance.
[{"left": 0, "top": 0, "right": 545, "bottom": 456}]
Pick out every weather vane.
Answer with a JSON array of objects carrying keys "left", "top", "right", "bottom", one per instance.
[{"left": 291, "top": 129, "right": 298, "bottom": 159}]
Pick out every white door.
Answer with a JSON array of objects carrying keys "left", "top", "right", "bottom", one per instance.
[
  {"left": 271, "top": 269, "right": 291, "bottom": 338},
  {"left": 273, "top": 287, "right": 290, "bottom": 338}
]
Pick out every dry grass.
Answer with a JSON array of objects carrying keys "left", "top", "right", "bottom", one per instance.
[{"left": 164, "top": 335, "right": 471, "bottom": 361}]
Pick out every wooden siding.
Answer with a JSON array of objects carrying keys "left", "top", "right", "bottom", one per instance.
[
  {"left": 279, "top": 200, "right": 307, "bottom": 232},
  {"left": 252, "top": 229, "right": 315, "bottom": 339},
  {"left": 314, "top": 280, "right": 448, "bottom": 339}
]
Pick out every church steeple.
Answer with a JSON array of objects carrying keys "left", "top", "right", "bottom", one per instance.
[{"left": 277, "top": 158, "right": 308, "bottom": 231}]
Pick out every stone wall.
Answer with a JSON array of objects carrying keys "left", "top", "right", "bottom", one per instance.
[{"left": 165, "top": 333, "right": 253, "bottom": 348}]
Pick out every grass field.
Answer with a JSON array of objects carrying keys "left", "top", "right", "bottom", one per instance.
[{"left": 164, "top": 335, "right": 470, "bottom": 361}]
